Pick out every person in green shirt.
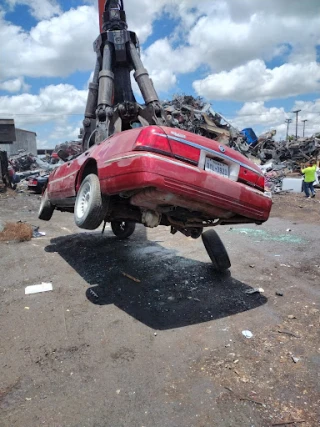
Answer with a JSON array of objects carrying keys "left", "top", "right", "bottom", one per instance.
[{"left": 301, "top": 161, "right": 317, "bottom": 198}]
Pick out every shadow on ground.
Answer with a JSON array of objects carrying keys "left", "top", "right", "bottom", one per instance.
[{"left": 45, "top": 226, "right": 267, "bottom": 330}]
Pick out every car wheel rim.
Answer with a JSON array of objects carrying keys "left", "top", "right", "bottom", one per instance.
[{"left": 77, "top": 182, "right": 91, "bottom": 219}]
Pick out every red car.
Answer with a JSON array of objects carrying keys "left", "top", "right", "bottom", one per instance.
[{"left": 39, "top": 126, "right": 272, "bottom": 271}]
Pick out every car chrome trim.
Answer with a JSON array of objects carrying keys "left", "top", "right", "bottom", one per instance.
[
  {"left": 49, "top": 171, "right": 77, "bottom": 183},
  {"left": 103, "top": 153, "right": 199, "bottom": 170},
  {"left": 245, "top": 186, "right": 269, "bottom": 197},
  {"left": 155, "top": 132, "right": 261, "bottom": 175}
]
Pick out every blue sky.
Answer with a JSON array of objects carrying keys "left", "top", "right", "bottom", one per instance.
[{"left": 1, "top": 0, "right": 320, "bottom": 149}]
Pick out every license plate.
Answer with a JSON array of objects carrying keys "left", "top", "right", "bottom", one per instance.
[{"left": 205, "top": 158, "right": 229, "bottom": 178}]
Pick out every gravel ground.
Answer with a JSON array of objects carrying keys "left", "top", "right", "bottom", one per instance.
[{"left": 0, "top": 189, "right": 319, "bottom": 427}]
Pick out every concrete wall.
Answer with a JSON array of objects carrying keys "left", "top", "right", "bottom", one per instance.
[{"left": 1, "top": 128, "right": 37, "bottom": 156}]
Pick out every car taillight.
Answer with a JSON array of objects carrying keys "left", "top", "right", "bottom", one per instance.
[
  {"left": 134, "top": 127, "right": 173, "bottom": 157},
  {"left": 239, "top": 167, "right": 265, "bottom": 191},
  {"left": 134, "top": 127, "right": 200, "bottom": 165},
  {"left": 256, "top": 175, "right": 265, "bottom": 191},
  {"left": 167, "top": 139, "right": 200, "bottom": 165}
]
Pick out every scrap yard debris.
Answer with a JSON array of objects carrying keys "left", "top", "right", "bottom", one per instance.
[
  {"left": 162, "top": 95, "right": 232, "bottom": 145},
  {"left": 0, "top": 222, "right": 46, "bottom": 242},
  {"left": 25, "top": 282, "right": 53, "bottom": 295},
  {"left": 0, "top": 141, "right": 82, "bottom": 193},
  {"left": 121, "top": 272, "right": 141, "bottom": 283},
  {"left": 0, "top": 222, "right": 33, "bottom": 242},
  {"left": 161, "top": 95, "right": 320, "bottom": 193},
  {"left": 1, "top": 96, "right": 320, "bottom": 196}
]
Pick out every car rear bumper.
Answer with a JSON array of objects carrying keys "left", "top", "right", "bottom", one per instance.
[{"left": 99, "top": 153, "right": 272, "bottom": 222}]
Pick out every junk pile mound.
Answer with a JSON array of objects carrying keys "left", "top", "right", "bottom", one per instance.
[
  {"left": 249, "top": 132, "right": 320, "bottom": 168},
  {"left": 52, "top": 140, "right": 82, "bottom": 162},
  {"left": 5, "top": 141, "right": 81, "bottom": 193},
  {"left": 162, "top": 95, "right": 237, "bottom": 146},
  {"left": 162, "top": 95, "right": 320, "bottom": 193},
  {"left": 249, "top": 132, "right": 320, "bottom": 193}
]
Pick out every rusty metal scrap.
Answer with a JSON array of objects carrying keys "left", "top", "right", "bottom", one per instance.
[
  {"left": 162, "top": 95, "right": 233, "bottom": 145},
  {"left": 162, "top": 96, "right": 320, "bottom": 167},
  {"left": 53, "top": 141, "right": 82, "bottom": 162},
  {"left": 251, "top": 134, "right": 320, "bottom": 166},
  {"left": 161, "top": 95, "right": 320, "bottom": 194}
]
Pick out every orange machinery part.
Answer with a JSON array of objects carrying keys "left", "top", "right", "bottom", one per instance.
[{"left": 98, "top": 0, "right": 106, "bottom": 33}]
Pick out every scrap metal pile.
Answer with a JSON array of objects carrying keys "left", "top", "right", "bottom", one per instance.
[
  {"left": 247, "top": 132, "right": 320, "bottom": 193},
  {"left": 162, "top": 95, "right": 320, "bottom": 165},
  {"left": 9, "top": 150, "right": 40, "bottom": 172},
  {"left": 162, "top": 95, "right": 235, "bottom": 146},
  {"left": 162, "top": 95, "right": 320, "bottom": 193},
  {"left": 52, "top": 140, "right": 82, "bottom": 162},
  {"left": 249, "top": 132, "right": 320, "bottom": 167}
]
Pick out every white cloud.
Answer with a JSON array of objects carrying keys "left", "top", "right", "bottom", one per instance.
[
  {"left": 78, "top": 0, "right": 167, "bottom": 44},
  {"left": 149, "top": 1, "right": 318, "bottom": 65},
  {"left": 227, "top": 101, "right": 320, "bottom": 140},
  {"left": 125, "top": 0, "right": 167, "bottom": 44},
  {"left": 193, "top": 60, "right": 320, "bottom": 102},
  {"left": 291, "top": 99, "right": 320, "bottom": 136},
  {"left": 237, "top": 102, "right": 288, "bottom": 125},
  {"left": 49, "top": 122, "right": 81, "bottom": 142},
  {"left": 37, "top": 120, "right": 81, "bottom": 149},
  {"left": 0, "top": 6, "right": 98, "bottom": 79},
  {"left": 226, "top": 0, "right": 320, "bottom": 21},
  {"left": 229, "top": 101, "right": 288, "bottom": 138},
  {"left": 142, "top": 39, "right": 198, "bottom": 76},
  {"left": 0, "top": 2, "right": 172, "bottom": 82},
  {"left": 140, "top": 39, "right": 198, "bottom": 92},
  {"left": 140, "top": 0, "right": 320, "bottom": 93},
  {"left": 4, "top": 0, "right": 62, "bottom": 20},
  {"left": 149, "top": 69, "right": 177, "bottom": 94},
  {"left": 0, "top": 83, "right": 87, "bottom": 148},
  {"left": 0, "top": 77, "right": 30, "bottom": 93},
  {"left": 0, "top": 84, "right": 87, "bottom": 127},
  {"left": 2, "top": 0, "right": 320, "bottom": 147}
]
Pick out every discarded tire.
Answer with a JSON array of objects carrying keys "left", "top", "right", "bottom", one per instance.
[
  {"left": 38, "top": 189, "right": 54, "bottom": 221},
  {"left": 201, "top": 229, "right": 231, "bottom": 271},
  {"left": 74, "top": 174, "right": 104, "bottom": 230},
  {"left": 111, "top": 221, "right": 136, "bottom": 239}
]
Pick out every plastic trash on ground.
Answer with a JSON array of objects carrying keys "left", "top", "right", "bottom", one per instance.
[
  {"left": 242, "top": 330, "right": 253, "bottom": 339},
  {"left": 25, "top": 282, "right": 53, "bottom": 295}
]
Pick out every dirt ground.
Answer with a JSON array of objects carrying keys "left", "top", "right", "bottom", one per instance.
[
  {"left": 0, "top": 188, "right": 319, "bottom": 427},
  {"left": 271, "top": 192, "right": 320, "bottom": 222}
]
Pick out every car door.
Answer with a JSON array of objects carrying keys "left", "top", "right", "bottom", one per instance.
[{"left": 48, "top": 158, "right": 80, "bottom": 200}]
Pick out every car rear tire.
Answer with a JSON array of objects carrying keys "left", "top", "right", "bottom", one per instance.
[
  {"left": 111, "top": 221, "right": 136, "bottom": 239},
  {"left": 74, "top": 174, "right": 104, "bottom": 230},
  {"left": 38, "top": 189, "right": 54, "bottom": 221},
  {"left": 201, "top": 229, "right": 231, "bottom": 271}
]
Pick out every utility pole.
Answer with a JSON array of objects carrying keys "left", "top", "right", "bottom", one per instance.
[
  {"left": 302, "top": 119, "right": 308, "bottom": 137},
  {"left": 285, "top": 118, "right": 292, "bottom": 141},
  {"left": 292, "top": 109, "right": 301, "bottom": 140}
]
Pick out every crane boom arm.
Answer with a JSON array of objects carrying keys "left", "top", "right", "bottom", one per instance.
[{"left": 80, "top": 0, "right": 166, "bottom": 150}]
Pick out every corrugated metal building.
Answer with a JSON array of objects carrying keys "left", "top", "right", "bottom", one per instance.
[{"left": 0, "top": 119, "right": 37, "bottom": 155}]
